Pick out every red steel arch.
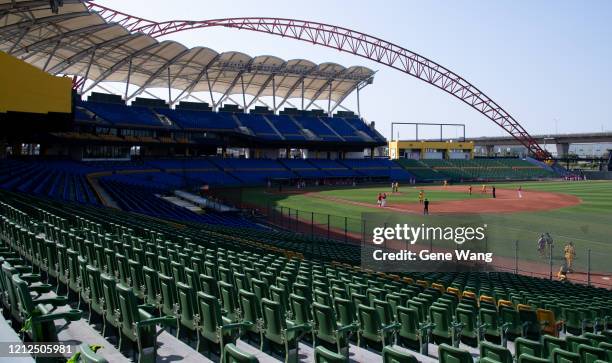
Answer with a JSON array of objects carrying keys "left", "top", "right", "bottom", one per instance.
[{"left": 85, "top": 1, "right": 549, "bottom": 159}]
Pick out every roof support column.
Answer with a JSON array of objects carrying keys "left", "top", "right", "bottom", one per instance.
[
  {"left": 167, "top": 66, "right": 172, "bottom": 104},
  {"left": 356, "top": 86, "right": 360, "bottom": 117},
  {"left": 301, "top": 79, "right": 305, "bottom": 111},
  {"left": 205, "top": 69, "right": 216, "bottom": 110},
  {"left": 240, "top": 74, "right": 247, "bottom": 113},
  {"left": 42, "top": 41, "right": 61, "bottom": 72},
  {"left": 124, "top": 57, "right": 132, "bottom": 101},
  {"left": 80, "top": 49, "right": 96, "bottom": 95},
  {"left": 327, "top": 81, "right": 332, "bottom": 117},
  {"left": 272, "top": 75, "right": 276, "bottom": 114}
]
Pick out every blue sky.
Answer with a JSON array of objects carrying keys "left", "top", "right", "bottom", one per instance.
[{"left": 95, "top": 0, "right": 612, "bottom": 139}]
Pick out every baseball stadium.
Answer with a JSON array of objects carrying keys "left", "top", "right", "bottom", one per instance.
[{"left": 0, "top": 1, "right": 611, "bottom": 362}]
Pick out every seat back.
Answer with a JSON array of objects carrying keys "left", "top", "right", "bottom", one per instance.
[
  {"left": 290, "top": 293, "right": 311, "bottom": 325},
  {"left": 479, "top": 308, "right": 499, "bottom": 337},
  {"left": 438, "top": 343, "right": 472, "bottom": 363},
  {"left": 219, "top": 280, "right": 238, "bottom": 321},
  {"left": 100, "top": 273, "right": 119, "bottom": 325},
  {"left": 430, "top": 305, "right": 451, "bottom": 339},
  {"left": 566, "top": 336, "right": 591, "bottom": 353},
  {"left": 199, "top": 273, "right": 218, "bottom": 298},
  {"left": 238, "top": 289, "right": 260, "bottom": 329},
  {"left": 381, "top": 345, "right": 418, "bottom": 363},
  {"left": 480, "top": 341, "right": 513, "bottom": 363},
  {"left": 517, "top": 354, "right": 549, "bottom": 363},
  {"left": 312, "top": 302, "right": 336, "bottom": 343},
  {"left": 86, "top": 265, "right": 103, "bottom": 314},
  {"left": 577, "top": 344, "right": 606, "bottom": 363},
  {"left": 115, "top": 283, "right": 138, "bottom": 340},
  {"left": 261, "top": 298, "right": 286, "bottom": 344},
  {"left": 251, "top": 278, "right": 269, "bottom": 302},
  {"left": 176, "top": 281, "right": 197, "bottom": 330},
  {"left": 142, "top": 266, "right": 159, "bottom": 306},
  {"left": 197, "top": 291, "right": 223, "bottom": 343},
  {"left": 314, "top": 345, "right": 345, "bottom": 363},
  {"left": 515, "top": 337, "right": 543, "bottom": 358},
  {"left": 373, "top": 299, "right": 394, "bottom": 326},
  {"left": 158, "top": 273, "right": 178, "bottom": 317},
  {"left": 269, "top": 284, "right": 289, "bottom": 312},
  {"left": 333, "top": 297, "right": 355, "bottom": 326},
  {"left": 551, "top": 348, "right": 581, "bottom": 363},
  {"left": 223, "top": 343, "right": 259, "bottom": 363},
  {"left": 358, "top": 303, "right": 381, "bottom": 342},
  {"left": 543, "top": 335, "right": 566, "bottom": 359}
]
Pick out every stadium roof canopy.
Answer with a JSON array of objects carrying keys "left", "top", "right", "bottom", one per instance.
[{"left": 0, "top": 0, "right": 374, "bottom": 109}]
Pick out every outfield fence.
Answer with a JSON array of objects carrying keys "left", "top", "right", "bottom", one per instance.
[{"left": 261, "top": 203, "right": 611, "bottom": 288}]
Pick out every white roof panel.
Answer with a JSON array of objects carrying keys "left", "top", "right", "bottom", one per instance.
[{"left": 0, "top": 0, "right": 374, "bottom": 105}]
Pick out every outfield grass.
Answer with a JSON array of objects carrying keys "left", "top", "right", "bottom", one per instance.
[{"left": 243, "top": 181, "right": 612, "bottom": 272}]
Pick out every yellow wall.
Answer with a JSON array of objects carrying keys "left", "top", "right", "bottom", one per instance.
[
  {"left": 389, "top": 140, "right": 474, "bottom": 159},
  {"left": 0, "top": 51, "right": 72, "bottom": 114}
]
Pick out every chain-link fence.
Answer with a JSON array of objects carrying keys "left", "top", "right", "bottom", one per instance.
[
  {"left": 262, "top": 204, "right": 611, "bottom": 288},
  {"left": 266, "top": 205, "right": 364, "bottom": 243}
]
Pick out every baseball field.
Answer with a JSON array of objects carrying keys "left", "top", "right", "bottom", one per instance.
[{"left": 243, "top": 180, "right": 612, "bottom": 281}]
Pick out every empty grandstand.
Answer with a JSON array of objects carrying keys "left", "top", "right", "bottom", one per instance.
[{"left": 1, "top": 1, "right": 609, "bottom": 363}]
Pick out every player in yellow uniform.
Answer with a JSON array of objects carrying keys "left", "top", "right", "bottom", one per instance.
[
  {"left": 443, "top": 180, "right": 448, "bottom": 188},
  {"left": 418, "top": 190, "right": 424, "bottom": 204},
  {"left": 563, "top": 242, "right": 576, "bottom": 272},
  {"left": 481, "top": 184, "right": 487, "bottom": 194}
]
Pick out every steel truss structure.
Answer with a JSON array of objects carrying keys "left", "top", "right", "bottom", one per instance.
[
  {"left": 83, "top": 1, "right": 548, "bottom": 158},
  {"left": 0, "top": 1, "right": 548, "bottom": 158}
]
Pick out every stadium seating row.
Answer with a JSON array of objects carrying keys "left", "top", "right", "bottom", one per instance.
[
  {"left": 399, "top": 158, "right": 558, "bottom": 181},
  {"left": 76, "top": 101, "right": 385, "bottom": 143},
  {"left": 0, "top": 192, "right": 610, "bottom": 363}
]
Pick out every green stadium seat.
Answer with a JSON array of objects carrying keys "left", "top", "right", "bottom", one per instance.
[
  {"left": 223, "top": 343, "right": 259, "bottom": 363},
  {"left": 479, "top": 341, "right": 512, "bottom": 363},
  {"left": 479, "top": 308, "right": 501, "bottom": 344},
  {"left": 551, "top": 348, "right": 581, "bottom": 363},
  {"left": 312, "top": 302, "right": 355, "bottom": 356},
  {"left": 357, "top": 303, "right": 399, "bottom": 349},
  {"left": 115, "top": 283, "right": 174, "bottom": 363},
  {"left": 597, "top": 342, "right": 612, "bottom": 361},
  {"left": 438, "top": 343, "right": 473, "bottom": 363},
  {"left": 577, "top": 344, "right": 606, "bottom": 363},
  {"left": 566, "top": 335, "right": 592, "bottom": 353},
  {"left": 515, "top": 337, "right": 543, "bottom": 358},
  {"left": 196, "top": 292, "right": 243, "bottom": 360},
  {"left": 261, "top": 298, "right": 309, "bottom": 363},
  {"left": 176, "top": 281, "right": 199, "bottom": 341},
  {"left": 517, "top": 354, "right": 549, "bottom": 363},
  {"left": 314, "top": 345, "right": 346, "bottom": 363},
  {"left": 238, "top": 289, "right": 264, "bottom": 349},
  {"left": 382, "top": 345, "right": 418, "bottom": 363},
  {"left": 542, "top": 335, "right": 567, "bottom": 359}
]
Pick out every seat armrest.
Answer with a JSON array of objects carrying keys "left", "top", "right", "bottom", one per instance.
[
  {"left": 221, "top": 322, "right": 250, "bottom": 331},
  {"left": 337, "top": 323, "right": 358, "bottom": 333},
  {"left": 285, "top": 323, "right": 311, "bottom": 333},
  {"left": 28, "top": 284, "right": 54, "bottom": 294},
  {"left": 19, "top": 273, "right": 41, "bottom": 282},
  {"left": 33, "top": 296, "right": 68, "bottom": 307},
  {"left": 32, "top": 309, "right": 81, "bottom": 323},
  {"left": 138, "top": 304, "right": 157, "bottom": 314},
  {"left": 382, "top": 322, "right": 401, "bottom": 332},
  {"left": 137, "top": 316, "right": 178, "bottom": 328}
]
